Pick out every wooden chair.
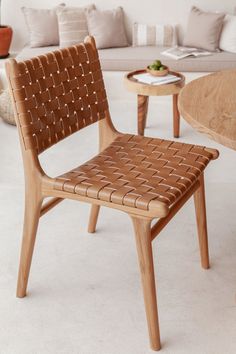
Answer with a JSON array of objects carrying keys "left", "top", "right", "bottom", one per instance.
[{"left": 6, "top": 36, "right": 218, "bottom": 351}]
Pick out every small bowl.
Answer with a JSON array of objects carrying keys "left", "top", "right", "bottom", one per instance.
[{"left": 146, "top": 65, "right": 169, "bottom": 77}]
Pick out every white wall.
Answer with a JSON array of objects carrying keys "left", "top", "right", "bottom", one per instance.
[{"left": 2, "top": 0, "right": 236, "bottom": 51}]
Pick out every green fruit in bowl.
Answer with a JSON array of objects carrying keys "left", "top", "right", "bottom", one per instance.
[
  {"left": 154, "top": 60, "right": 162, "bottom": 67},
  {"left": 148, "top": 59, "right": 165, "bottom": 71}
]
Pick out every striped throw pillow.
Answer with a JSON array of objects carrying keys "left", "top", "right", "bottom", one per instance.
[
  {"left": 132, "top": 23, "right": 177, "bottom": 47},
  {"left": 57, "top": 4, "right": 95, "bottom": 48}
]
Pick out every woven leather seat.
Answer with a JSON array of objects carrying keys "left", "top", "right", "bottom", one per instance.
[
  {"left": 54, "top": 134, "right": 216, "bottom": 212},
  {"left": 6, "top": 36, "right": 219, "bottom": 352}
]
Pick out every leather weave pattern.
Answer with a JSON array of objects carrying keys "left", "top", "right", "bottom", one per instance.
[
  {"left": 9, "top": 43, "right": 108, "bottom": 153},
  {"left": 54, "top": 134, "right": 214, "bottom": 211}
]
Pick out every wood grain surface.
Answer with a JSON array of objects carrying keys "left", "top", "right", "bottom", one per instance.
[
  {"left": 124, "top": 70, "right": 185, "bottom": 136},
  {"left": 178, "top": 70, "right": 236, "bottom": 150},
  {"left": 138, "top": 94, "right": 149, "bottom": 135}
]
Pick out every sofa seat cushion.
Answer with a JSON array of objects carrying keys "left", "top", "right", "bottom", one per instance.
[{"left": 16, "top": 45, "right": 236, "bottom": 72}]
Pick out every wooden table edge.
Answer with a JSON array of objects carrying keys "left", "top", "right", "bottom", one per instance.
[
  {"left": 124, "top": 69, "right": 185, "bottom": 96},
  {"left": 178, "top": 89, "right": 236, "bottom": 151}
]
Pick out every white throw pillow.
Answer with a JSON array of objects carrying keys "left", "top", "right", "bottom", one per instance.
[
  {"left": 132, "top": 23, "right": 177, "bottom": 47},
  {"left": 219, "top": 15, "right": 236, "bottom": 53}
]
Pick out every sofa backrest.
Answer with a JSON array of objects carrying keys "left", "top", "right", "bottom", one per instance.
[{"left": 2, "top": 0, "right": 235, "bottom": 52}]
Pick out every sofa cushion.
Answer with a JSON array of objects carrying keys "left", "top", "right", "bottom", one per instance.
[
  {"left": 86, "top": 7, "right": 128, "bottom": 49},
  {"left": 16, "top": 45, "right": 236, "bottom": 72},
  {"left": 132, "top": 23, "right": 177, "bottom": 47},
  {"left": 22, "top": 4, "right": 65, "bottom": 48},
  {"left": 98, "top": 47, "right": 236, "bottom": 72},
  {"left": 57, "top": 4, "right": 95, "bottom": 48},
  {"left": 183, "top": 6, "right": 225, "bottom": 52},
  {"left": 219, "top": 15, "right": 236, "bottom": 53}
]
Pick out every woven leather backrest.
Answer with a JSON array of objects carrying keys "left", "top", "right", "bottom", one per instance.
[{"left": 7, "top": 41, "right": 109, "bottom": 154}]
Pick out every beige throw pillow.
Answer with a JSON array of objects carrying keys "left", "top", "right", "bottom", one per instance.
[
  {"left": 183, "top": 6, "right": 225, "bottom": 52},
  {"left": 132, "top": 23, "right": 177, "bottom": 47},
  {"left": 86, "top": 7, "right": 129, "bottom": 49},
  {"left": 57, "top": 5, "right": 95, "bottom": 48},
  {"left": 22, "top": 4, "right": 65, "bottom": 48}
]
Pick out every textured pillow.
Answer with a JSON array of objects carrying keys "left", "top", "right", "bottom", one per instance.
[
  {"left": 183, "top": 6, "right": 225, "bottom": 52},
  {"left": 219, "top": 15, "right": 236, "bottom": 53},
  {"left": 86, "top": 7, "right": 129, "bottom": 49},
  {"left": 57, "top": 5, "right": 95, "bottom": 48},
  {"left": 0, "top": 90, "right": 15, "bottom": 126},
  {"left": 22, "top": 4, "right": 65, "bottom": 48},
  {"left": 132, "top": 23, "right": 177, "bottom": 47}
]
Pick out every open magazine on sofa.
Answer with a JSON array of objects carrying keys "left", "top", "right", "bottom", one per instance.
[{"left": 161, "top": 46, "right": 212, "bottom": 60}]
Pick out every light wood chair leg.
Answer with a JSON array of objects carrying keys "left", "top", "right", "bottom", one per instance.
[
  {"left": 194, "top": 173, "right": 210, "bottom": 269},
  {"left": 88, "top": 205, "right": 100, "bottom": 233},
  {"left": 131, "top": 216, "right": 161, "bottom": 351},
  {"left": 173, "top": 94, "right": 180, "bottom": 138},
  {"left": 16, "top": 194, "right": 43, "bottom": 298},
  {"left": 138, "top": 94, "right": 149, "bottom": 136}
]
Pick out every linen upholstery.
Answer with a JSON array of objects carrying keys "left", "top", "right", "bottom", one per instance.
[
  {"left": 22, "top": 4, "right": 65, "bottom": 48},
  {"left": 132, "top": 23, "right": 177, "bottom": 47},
  {"left": 219, "top": 15, "right": 236, "bottom": 53},
  {"left": 86, "top": 7, "right": 129, "bottom": 49},
  {"left": 183, "top": 6, "right": 225, "bottom": 52},
  {"left": 16, "top": 45, "right": 236, "bottom": 72},
  {"left": 57, "top": 5, "right": 95, "bottom": 48}
]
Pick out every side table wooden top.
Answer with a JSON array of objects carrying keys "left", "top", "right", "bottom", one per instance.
[
  {"left": 178, "top": 70, "right": 236, "bottom": 151},
  {"left": 124, "top": 70, "right": 185, "bottom": 96}
]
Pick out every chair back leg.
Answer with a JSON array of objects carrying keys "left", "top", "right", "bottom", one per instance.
[
  {"left": 194, "top": 173, "right": 210, "bottom": 269},
  {"left": 88, "top": 205, "right": 100, "bottom": 233},
  {"left": 131, "top": 216, "right": 161, "bottom": 351},
  {"left": 17, "top": 193, "right": 43, "bottom": 298}
]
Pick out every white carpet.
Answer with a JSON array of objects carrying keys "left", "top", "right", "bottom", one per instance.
[{"left": 1, "top": 97, "right": 236, "bottom": 354}]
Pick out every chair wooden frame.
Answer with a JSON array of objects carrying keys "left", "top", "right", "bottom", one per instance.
[{"left": 6, "top": 36, "right": 218, "bottom": 351}]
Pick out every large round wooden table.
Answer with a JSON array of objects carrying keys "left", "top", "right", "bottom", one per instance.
[{"left": 178, "top": 70, "right": 236, "bottom": 150}]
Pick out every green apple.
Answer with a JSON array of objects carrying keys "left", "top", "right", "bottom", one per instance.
[{"left": 154, "top": 60, "right": 162, "bottom": 67}]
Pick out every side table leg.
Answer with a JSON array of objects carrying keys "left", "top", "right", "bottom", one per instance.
[
  {"left": 173, "top": 94, "right": 180, "bottom": 138},
  {"left": 138, "top": 95, "right": 149, "bottom": 136}
]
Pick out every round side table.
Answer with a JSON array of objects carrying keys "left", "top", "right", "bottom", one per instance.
[{"left": 124, "top": 70, "right": 185, "bottom": 137}]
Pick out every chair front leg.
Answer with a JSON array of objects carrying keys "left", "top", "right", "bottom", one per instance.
[
  {"left": 88, "top": 204, "right": 100, "bottom": 233},
  {"left": 17, "top": 191, "right": 43, "bottom": 298},
  {"left": 131, "top": 215, "right": 161, "bottom": 351},
  {"left": 194, "top": 173, "right": 210, "bottom": 269}
]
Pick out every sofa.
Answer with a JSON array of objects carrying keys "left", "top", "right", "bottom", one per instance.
[
  {"left": 1, "top": 0, "right": 236, "bottom": 95},
  {"left": 15, "top": 45, "right": 236, "bottom": 73}
]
